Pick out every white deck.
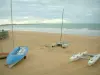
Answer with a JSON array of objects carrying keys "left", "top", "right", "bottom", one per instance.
[{"left": 17, "top": 47, "right": 26, "bottom": 55}]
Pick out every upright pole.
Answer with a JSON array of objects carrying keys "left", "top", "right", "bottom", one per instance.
[
  {"left": 60, "top": 8, "right": 64, "bottom": 41},
  {"left": 10, "top": 0, "right": 14, "bottom": 49}
]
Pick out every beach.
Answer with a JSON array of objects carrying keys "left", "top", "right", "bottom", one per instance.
[{"left": 0, "top": 31, "right": 100, "bottom": 75}]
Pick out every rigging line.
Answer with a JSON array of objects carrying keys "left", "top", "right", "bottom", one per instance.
[
  {"left": 60, "top": 8, "right": 64, "bottom": 41},
  {"left": 10, "top": 0, "right": 14, "bottom": 49}
]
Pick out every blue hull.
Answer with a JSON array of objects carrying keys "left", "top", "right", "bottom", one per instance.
[{"left": 6, "top": 46, "right": 28, "bottom": 65}]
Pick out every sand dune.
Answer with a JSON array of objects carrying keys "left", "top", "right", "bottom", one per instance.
[{"left": 0, "top": 31, "right": 100, "bottom": 75}]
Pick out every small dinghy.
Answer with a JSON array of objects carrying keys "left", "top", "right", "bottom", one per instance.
[{"left": 6, "top": 46, "right": 28, "bottom": 68}]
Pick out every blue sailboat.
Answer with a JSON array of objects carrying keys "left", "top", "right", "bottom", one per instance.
[{"left": 6, "top": 46, "right": 28, "bottom": 68}]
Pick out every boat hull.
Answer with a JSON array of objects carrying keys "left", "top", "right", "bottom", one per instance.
[
  {"left": 88, "top": 54, "right": 100, "bottom": 66},
  {"left": 6, "top": 46, "right": 28, "bottom": 67}
]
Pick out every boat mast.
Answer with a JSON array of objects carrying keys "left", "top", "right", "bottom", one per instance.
[
  {"left": 10, "top": 0, "right": 14, "bottom": 49},
  {"left": 60, "top": 8, "right": 64, "bottom": 41}
]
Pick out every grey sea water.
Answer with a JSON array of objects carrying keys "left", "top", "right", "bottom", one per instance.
[{"left": 0, "top": 23, "right": 100, "bottom": 36}]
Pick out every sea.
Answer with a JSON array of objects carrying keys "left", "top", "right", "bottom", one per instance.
[{"left": 0, "top": 23, "right": 100, "bottom": 36}]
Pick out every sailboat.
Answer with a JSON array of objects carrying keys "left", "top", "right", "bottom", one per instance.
[
  {"left": 6, "top": 46, "right": 28, "bottom": 68},
  {"left": 5, "top": 0, "right": 28, "bottom": 68},
  {"left": 51, "top": 9, "right": 69, "bottom": 48}
]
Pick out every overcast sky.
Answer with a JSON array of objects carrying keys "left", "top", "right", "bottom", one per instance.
[{"left": 0, "top": 0, "right": 100, "bottom": 24}]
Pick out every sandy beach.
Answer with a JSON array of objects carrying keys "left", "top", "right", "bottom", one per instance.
[{"left": 0, "top": 31, "right": 100, "bottom": 75}]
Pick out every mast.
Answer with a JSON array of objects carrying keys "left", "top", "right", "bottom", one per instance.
[
  {"left": 10, "top": 0, "right": 14, "bottom": 49},
  {"left": 60, "top": 8, "right": 64, "bottom": 41}
]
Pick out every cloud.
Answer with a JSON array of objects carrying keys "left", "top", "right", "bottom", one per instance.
[
  {"left": 0, "top": 0, "right": 9, "bottom": 8},
  {"left": 0, "top": 0, "right": 100, "bottom": 23},
  {"left": 0, "top": 19, "right": 10, "bottom": 25},
  {"left": 42, "top": 19, "right": 71, "bottom": 23},
  {"left": 87, "top": 13, "right": 92, "bottom": 16},
  {"left": 0, "top": 16, "right": 71, "bottom": 25}
]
